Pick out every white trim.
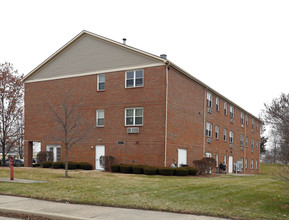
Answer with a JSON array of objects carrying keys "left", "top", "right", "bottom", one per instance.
[
  {"left": 125, "top": 107, "right": 143, "bottom": 126},
  {"left": 24, "top": 63, "right": 164, "bottom": 84},
  {"left": 97, "top": 74, "right": 105, "bottom": 91}
]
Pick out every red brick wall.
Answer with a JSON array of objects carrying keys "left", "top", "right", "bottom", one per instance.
[{"left": 25, "top": 65, "right": 167, "bottom": 168}]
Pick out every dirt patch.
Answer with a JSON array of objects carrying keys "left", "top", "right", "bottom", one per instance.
[{"left": 0, "top": 211, "right": 52, "bottom": 220}]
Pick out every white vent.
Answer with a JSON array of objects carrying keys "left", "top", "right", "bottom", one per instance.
[
  {"left": 230, "top": 144, "right": 234, "bottom": 148},
  {"left": 241, "top": 124, "right": 244, "bottom": 128},
  {"left": 207, "top": 138, "right": 212, "bottom": 143},
  {"left": 127, "top": 127, "right": 139, "bottom": 134},
  {"left": 231, "top": 119, "right": 234, "bottom": 123},
  {"left": 208, "top": 108, "right": 213, "bottom": 114}
]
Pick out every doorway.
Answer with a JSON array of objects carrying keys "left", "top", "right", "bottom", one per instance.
[{"left": 95, "top": 145, "right": 105, "bottom": 170}]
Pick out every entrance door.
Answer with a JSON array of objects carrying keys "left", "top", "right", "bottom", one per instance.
[
  {"left": 177, "top": 149, "right": 187, "bottom": 167},
  {"left": 95, "top": 145, "right": 105, "bottom": 170},
  {"left": 228, "top": 156, "right": 233, "bottom": 173}
]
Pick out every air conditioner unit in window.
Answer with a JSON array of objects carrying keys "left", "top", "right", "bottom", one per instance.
[
  {"left": 241, "top": 124, "right": 244, "bottom": 128},
  {"left": 127, "top": 127, "right": 139, "bottom": 134},
  {"left": 208, "top": 108, "right": 213, "bottom": 114},
  {"left": 231, "top": 119, "right": 234, "bottom": 123},
  {"left": 252, "top": 129, "right": 254, "bottom": 133},
  {"left": 207, "top": 138, "right": 212, "bottom": 143},
  {"left": 230, "top": 144, "right": 234, "bottom": 148},
  {"left": 241, "top": 146, "right": 244, "bottom": 151}
]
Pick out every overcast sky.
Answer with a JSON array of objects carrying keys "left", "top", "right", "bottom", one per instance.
[{"left": 1, "top": 0, "right": 289, "bottom": 118}]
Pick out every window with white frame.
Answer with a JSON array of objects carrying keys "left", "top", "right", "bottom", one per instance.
[
  {"left": 256, "top": 160, "right": 258, "bottom": 169},
  {"left": 256, "top": 121, "right": 259, "bottom": 131},
  {"left": 240, "top": 157, "right": 244, "bottom": 168},
  {"left": 46, "top": 145, "right": 61, "bottom": 162},
  {"left": 241, "top": 112, "right": 244, "bottom": 125},
  {"left": 245, "top": 136, "right": 248, "bottom": 147},
  {"left": 125, "top": 107, "right": 143, "bottom": 126},
  {"left": 216, "top": 97, "right": 219, "bottom": 111},
  {"left": 251, "top": 159, "right": 254, "bottom": 169},
  {"left": 224, "top": 129, "right": 227, "bottom": 142},
  {"left": 206, "top": 122, "right": 212, "bottom": 137},
  {"left": 251, "top": 139, "right": 254, "bottom": 152},
  {"left": 246, "top": 115, "right": 248, "bottom": 126},
  {"left": 207, "top": 92, "right": 212, "bottom": 107},
  {"left": 97, "top": 74, "right": 105, "bottom": 91},
  {"left": 256, "top": 141, "right": 259, "bottom": 150},
  {"left": 240, "top": 135, "right": 244, "bottom": 146},
  {"left": 126, "top": 70, "right": 143, "bottom": 88},
  {"left": 223, "top": 155, "right": 226, "bottom": 165},
  {"left": 230, "top": 106, "right": 234, "bottom": 119},
  {"left": 215, "top": 154, "right": 218, "bottom": 167},
  {"left": 224, "top": 102, "right": 227, "bottom": 115},
  {"left": 245, "top": 158, "right": 247, "bottom": 169},
  {"left": 252, "top": 118, "right": 254, "bottom": 129},
  {"left": 229, "top": 131, "right": 234, "bottom": 143},
  {"left": 215, "top": 125, "right": 219, "bottom": 139},
  {"left": 96, "top": 110, "right": 105, "bottom": 127}
]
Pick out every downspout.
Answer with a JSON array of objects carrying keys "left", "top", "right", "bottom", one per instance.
[
  {"left": 244, "top": 115, "right": 247, "bottom": 174},
  {"left": 203, "top": 88, "right": 207, "bottom": 157},
  {"left": 164, "top": 64, "right": 169, "bottom": 167}
]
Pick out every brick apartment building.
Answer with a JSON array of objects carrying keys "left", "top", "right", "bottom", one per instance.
[{"left": 24, "top": 30, "right": 260, "bottom": 174}]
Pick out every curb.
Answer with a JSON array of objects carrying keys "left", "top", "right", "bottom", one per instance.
[{"left": 0, "top": 207, "right": 90, "bottom": 220}]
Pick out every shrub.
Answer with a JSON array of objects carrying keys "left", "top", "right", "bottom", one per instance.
[
  {"left": 99, "top": 155, "right": 116, "bottom": 172},
  {"left": 193, "top": 157, "right": 216, "bottom": 175},
  {"left": 174, "top": 168, "right": 189, "bottom": 176},
  {"left": 111, "top": 164, "right": 120, "bottom": 172},
  {"left": 187, "top": 167, "right": 198, "bottom": 176},
  {"left": 120, "top": 165, "right": 133, "bottom": 173},
  {"left": 158, "top": 167, "right": 175, "bottom": 176},
  {"left": 78, "top": 162, "right": 93, "bottom": 170},
  {"left": 132, "top": 165, "right": 145, "bottom": 174},
  {"left": 143, "top": 166, "right": 158, "bottom": 175},
  {"left": 37, "top": 151, "right": 53, "bottom": 166},
  {"left": 202, "top": 157, "right": 216, "bottom": 174},
  {"left": 52, "top": 161, "right": 64, "bottom": 169},
  {"left": 33, "top": 163, "right": 40, "bottom": 167},
  {"left": 42, "top": 161, "right": 52, "bottom": 168},
  {"left": 68, "top": 161, "right": 78, "bottom": 170}
]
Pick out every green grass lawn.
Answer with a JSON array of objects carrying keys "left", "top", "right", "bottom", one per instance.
[{"left": 0, "top": 163, "right": 288, "bottom": 220}]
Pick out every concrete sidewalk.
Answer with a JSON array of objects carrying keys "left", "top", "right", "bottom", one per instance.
[{"left": 0, "top": 195, "right": 227, "bottom": 220}]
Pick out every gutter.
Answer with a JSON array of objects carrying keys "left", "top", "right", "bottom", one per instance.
[{"left": 164, "top": 63, "right": 169, "bottom": 167}]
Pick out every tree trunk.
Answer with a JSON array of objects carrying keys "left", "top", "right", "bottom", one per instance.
[{"left": 65, "top": 145, "right": 68, "bottom": 177}]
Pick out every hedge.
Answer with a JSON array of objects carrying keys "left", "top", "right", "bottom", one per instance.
[
  {"left": 143, "top": 166, "right": 158, "bottom": 175},
  {"left": 68, "top": 161, "right": 78, "bottom": 170},
  {"left": 158, "top": 167, "right": 175, "bottom": 176},
  {"left": 52, "top": 162, "right": 64, "bottom": 169},
  {"left": 120, "top": 165, "right": 133, "bottom": 173},
  {"left": 187, "top": 167, "right": 198, "bottom": 176},
  {"left": 111, "top": 164, "right": 120, "bottom": 172},
  {"left": 42, "top": 161, "right": 52, "bottom": 168},
  {"left": 132, "top": 165, "right": 145, "bottom": 174},
  {"left": 78, "top": 162, "right": 93, "bottom": 170}
]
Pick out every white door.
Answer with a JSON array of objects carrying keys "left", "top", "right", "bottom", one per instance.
[
  {"left": 46, "top": 145, "right": 61, "bottom": 162},
  {"left": 95, "top": 145, "right": 105, "bottom": 170},
  {"left": 228, "top": 156, "right": 233, "bottom": 173},
  {"left": 177, "top": 149, "right": 187, "bottom": 167}
]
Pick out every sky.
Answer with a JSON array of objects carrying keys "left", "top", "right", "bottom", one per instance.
[{"left": 1, "top": 0, "right": 289, "bottom": 118}]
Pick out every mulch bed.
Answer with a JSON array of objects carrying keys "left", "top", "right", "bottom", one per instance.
[{"left": 0, "top": 211, "right": 52, "bottom": 220}]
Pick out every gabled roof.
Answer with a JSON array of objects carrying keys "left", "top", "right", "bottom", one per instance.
[{"left": 23, "top": 30, "right": 260, "bottom": 121}]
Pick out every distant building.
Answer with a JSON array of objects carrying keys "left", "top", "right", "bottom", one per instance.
[{"left": 24, "top": 31, "right": 260, "bottom": 173}]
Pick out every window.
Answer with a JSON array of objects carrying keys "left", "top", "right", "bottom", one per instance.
[
  {"left": 125, "top": 107, "right": 143, "bottom": 126},
  {"left": 251, "top": 159, "right": 254, "bottom": 169},
  {"left": 96, "top": 110, "right": 104, "bottom": 127},
  {"left": 241, "top": 112, "right": 244, "bottom": 125},
  {"left": 252, "top": 118, "right": 254, "bottom": 129},
  {"left": 46, "top": 145, "right": 61, "bottom": 162},
  {"left": 240, "top": 157, "right": 244, "bottom": 168},
  {"left": 224, "top": 129, "right": 227, "bottom": 142},
  {"left": 251, "top": 139, "right": 254, "bottom": 152},
  {"left": 215, "top": 154, "right": 218, "bottom": 167},
  {"left": 246, "top": 115, "right": 248, "bottom": 126},
  {"left": 224, "top": 102, "right": 227, "bottom": 115},
  {"left": 245, "top": 136, "right": 248, "bottom": 147},
  {"left": 207, "top": 92, "right": 212, "bottom": 107},
  {"left": 126, "top": 70, "right": 143, "bottom": 88},
  {"left": 230, "top": 106, "right": 234, "bottom": 119},
  {"left": 216, "top": 97, "right": 219, "bottom": 111},
  {"left": 240, "top": 135, "right": 244, "bottom": 146},
  {"left": 206, "top": 122, "right": 212, "bottom": 137},
  {"left": 97, "top": 74, "right": 105, "bottom": 91},
  {"left": 245, "top": 158, "right": 247, "bottom": 169},
  {"left": 223, "top": 155, "right": 226, "bottom": 165},
  {"left": 215, "top": 125, "right": 219, "bottom": 139},
  {"left": 229, "top": 131, "right": 234, "bottom": 143},
  {"left": 256, "top": 160, "right": 258, "bottom": 169},
  {"left": 256, "top": 141, "right": 259, "bottom": 150}
]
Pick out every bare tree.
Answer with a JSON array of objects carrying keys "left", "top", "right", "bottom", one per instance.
[
  {"left": 264, "top": 93, "right": 289, "bottom": 164},
  {"left": 49, "top": 96, "right": 93, "bottom": 177},
  {"left": 0, "top": 62, "right": 23, "bottom": 165}
]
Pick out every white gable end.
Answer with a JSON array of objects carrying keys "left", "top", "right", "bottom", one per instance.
[{"left": 25, "top": 34, "right": 164, "bottom": 83}]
